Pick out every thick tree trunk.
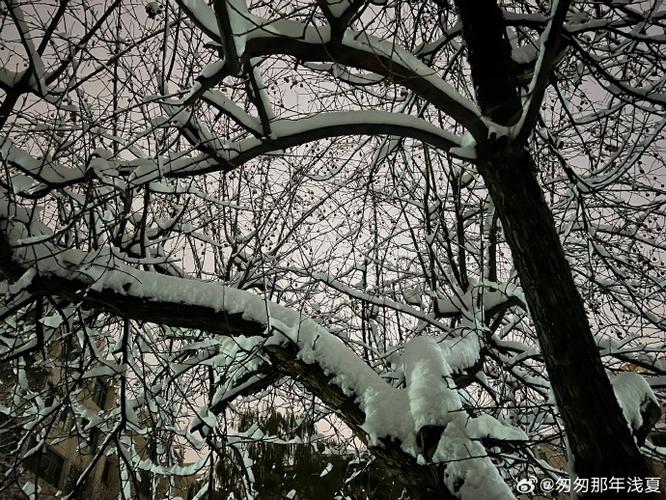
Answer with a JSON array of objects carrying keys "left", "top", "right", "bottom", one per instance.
[
  {"left": 478, "top": 145, "right": 650, "bottom": 485},
  {"left": 454, "top": 0, "right": 651, "bottom": 492}
]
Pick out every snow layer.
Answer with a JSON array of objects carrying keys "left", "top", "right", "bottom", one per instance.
[
  {"left": 126, "top": 111, "right": 464, "bottom": 184},
  {"left": 434, "top": 415, "right": 515, "bottom": 500},
  {"left": 1, "top": 139, "right": 85, "bottom": 185},
  {"left": 227, "top": 0, "right": 250, "bottom": 58},
  {"left": 465, "top": 414, "right": 528, "bottom": 442},
  {"left": 436, "top": 279, "right": 524, "bottom": 316},
  {"left": 612, "top": 372, "right": 657, "bottom": 433},
  {"left": 404, "top": 336, "right": 459, "bottom": 431}
]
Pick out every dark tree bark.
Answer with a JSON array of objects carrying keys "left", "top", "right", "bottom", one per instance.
[{"left": 454, "top": 0, "right": 651, "bottom": 493}]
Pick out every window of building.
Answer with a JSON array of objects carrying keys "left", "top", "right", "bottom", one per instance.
[
  {"left": 25, "top": 446, "right": 64, "bottom": 488},
  {"left": 62, "top": 334, "right": 81, "bottom": 361},
  {"left": 92, "top": 378, "right": 109, "bottom": 409},
  {"left": 44, "top": 383, "right": 56, "bottom": 407},
  {"left": 0, "top": 417, "right": 20, "bottom": 466},
  {"left": 59, "top": 408, "right": 71, "bottom": 430},
  {"left": 650, "top": 432, "right": 666, "bottom": 447},
  {"left": 81, "top": 418, "right": 101, "bottom": 451},
  {"left": 187, "top": 483, "right": 199, "bottom": 500},
  {"left": 101, "top": 459, "right": 112, "bottom": 484},
  {"left": 89, "top": 427, "right": 101, "bottom": 451},
  {"left": 43, "top": 448, "right": 64, "bottom": 487}
]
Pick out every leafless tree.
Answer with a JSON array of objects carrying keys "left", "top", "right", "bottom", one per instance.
[{"left": 0, "top": 0, "right": 664, "bottom": 498}]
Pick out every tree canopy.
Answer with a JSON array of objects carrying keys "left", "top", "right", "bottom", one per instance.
[{"left": 0, "top": 0, "right": 664, "bottom": 499}]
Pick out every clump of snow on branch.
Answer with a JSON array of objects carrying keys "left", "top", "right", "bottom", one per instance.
[{"left": 611, "top": 372, "right": 658, "bottom": 434}]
